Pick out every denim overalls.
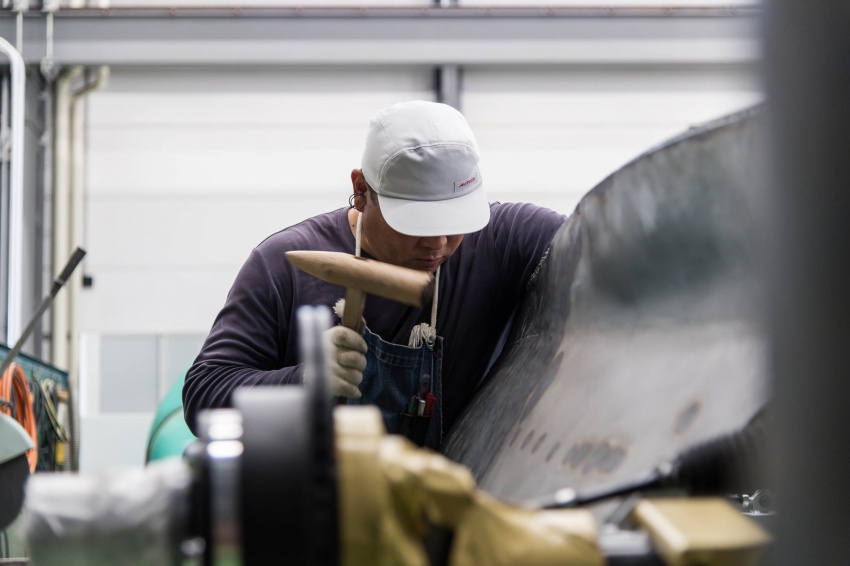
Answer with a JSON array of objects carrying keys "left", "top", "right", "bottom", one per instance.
[
  {"left": 344, "top": 212, "right": 444, "bottom": 450},
  {"left": 349, "top": 327, "right": 443, "bottom": 449}
]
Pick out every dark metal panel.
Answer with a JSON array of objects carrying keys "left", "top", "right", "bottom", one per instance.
[
  {"left": 443, "top": 108, "right": 768, "bottom": 515},
  {"left": 764, "top": 3, "right": 850, "bottom": 564},
  {"left": 23, "top": 71, "right": 46, "bottom": 358},
  {"left": 435, "top": 64, "right": 461, "bottom": 110}
]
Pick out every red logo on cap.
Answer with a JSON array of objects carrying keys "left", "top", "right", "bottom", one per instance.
[{"left": 458, "top": 176, "right": 477, "bottom": 189}]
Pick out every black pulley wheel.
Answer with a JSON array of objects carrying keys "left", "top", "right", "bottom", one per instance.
[{"left": 235, "top": 386, "right": 338, "bottom": 566}]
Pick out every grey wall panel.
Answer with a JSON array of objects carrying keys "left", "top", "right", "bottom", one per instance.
[
  {"left": 464, "top": 65, "right": 762, "bottom": 214},
  {"left": 99, "top": 334, "right": 158, "bottom": 413}
]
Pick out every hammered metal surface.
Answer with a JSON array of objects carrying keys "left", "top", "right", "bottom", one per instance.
[{"left": 443, "top": 108, "right": 769, "bottom": 510}]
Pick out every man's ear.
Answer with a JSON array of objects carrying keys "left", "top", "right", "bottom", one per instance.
[{"left": 350, "top": 169, "right": 367, "bottom": 195}]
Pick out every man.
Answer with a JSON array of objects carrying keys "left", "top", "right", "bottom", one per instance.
[{"left": 183, "top": 100, "right": 565, "bottom": 449}]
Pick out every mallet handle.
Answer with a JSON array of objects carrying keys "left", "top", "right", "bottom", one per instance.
[{"left": 342, "top": 288, "right": 366, "bottom": 334}]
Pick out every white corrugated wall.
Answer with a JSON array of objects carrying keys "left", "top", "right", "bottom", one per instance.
[{"left": 77, "top": 56, "right": 762, "bottom": 470}]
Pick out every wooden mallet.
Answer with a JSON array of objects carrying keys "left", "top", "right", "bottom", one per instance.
[{"left": 285, "top": 251, "right": 435, "bottom": 333}]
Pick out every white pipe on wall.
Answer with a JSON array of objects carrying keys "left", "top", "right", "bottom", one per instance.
[
  {"left": 51, "top": 66, "right": 108, "bottom": 470},
  {"left": 52, "top": 66, "right": 82, "bottom": 368},
  {"left": 0, "top": 77, "right": 10, "bottom": 334},
  {"left": 50, "top": 66, "right": 108, "bottom": 470},
  {"left": 0, "top": 37, "right": 26, "bottom": 345},
  {"left": 53, "top": 66, "right": 108, "bottom": 371},
  {"left": 71, "top": 67, "right": 108, "bottom": 471}
]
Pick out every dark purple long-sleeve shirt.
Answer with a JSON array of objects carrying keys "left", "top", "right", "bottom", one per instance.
[{"left": 183, "top": 202, "right": 565, "bottom": 437}]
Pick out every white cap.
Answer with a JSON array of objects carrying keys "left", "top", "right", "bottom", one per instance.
[{"left": 361, "top": 100, "right": 490, "bottom": 237}]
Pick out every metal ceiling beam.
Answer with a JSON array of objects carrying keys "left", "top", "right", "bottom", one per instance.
[{"left": 0, "top": 7, "right": 760, "bottom": 67}]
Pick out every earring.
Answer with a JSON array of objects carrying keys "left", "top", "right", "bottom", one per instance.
[{"left": 349, "top": 193, "right": 366, "bottom": 212}]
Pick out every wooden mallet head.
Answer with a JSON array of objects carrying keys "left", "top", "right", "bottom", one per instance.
[{"left": 285, "top": 251, "right": 435, "bottom": 333}]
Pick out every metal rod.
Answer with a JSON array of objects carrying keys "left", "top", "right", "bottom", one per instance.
[
  {"left": 538, "top": 472, "right": 661, "bottom": 510},
  {"left": 0, "top": 247, "right": 85, "bottom": 379}
]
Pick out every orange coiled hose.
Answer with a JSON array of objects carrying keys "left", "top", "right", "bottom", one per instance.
[{"left": 0, "top": 363, "right": 38, "bottom": 472}]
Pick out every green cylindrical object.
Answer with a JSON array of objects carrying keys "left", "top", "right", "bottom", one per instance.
[{"left": 146, "top": 370, "right": 197, "bottom": 463}]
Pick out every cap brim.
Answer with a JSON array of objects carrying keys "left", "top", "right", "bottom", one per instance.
[{"left": 377, "top": 187, "right": 491, "bottom": 237}]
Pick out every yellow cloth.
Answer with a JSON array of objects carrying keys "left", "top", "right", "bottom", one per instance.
[{"left": 335, "top": 406, "right": 605, "bottom": 566}]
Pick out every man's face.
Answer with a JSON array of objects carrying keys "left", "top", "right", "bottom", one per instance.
[{"left": 352, "top": 170, "right": 464, "bottom": 272}]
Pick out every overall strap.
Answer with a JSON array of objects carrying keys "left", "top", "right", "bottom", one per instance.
[{"left": 353, "top": 212, "right": 440, "bottom": 348}]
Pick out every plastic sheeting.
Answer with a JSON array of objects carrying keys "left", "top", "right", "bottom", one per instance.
[{"left": 22, "top": 458, "right": 192, "bottom": 566}]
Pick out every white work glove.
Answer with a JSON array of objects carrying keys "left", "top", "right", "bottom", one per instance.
[{"left": 323, "top": 325, "right": 368, "bottom": 399}]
